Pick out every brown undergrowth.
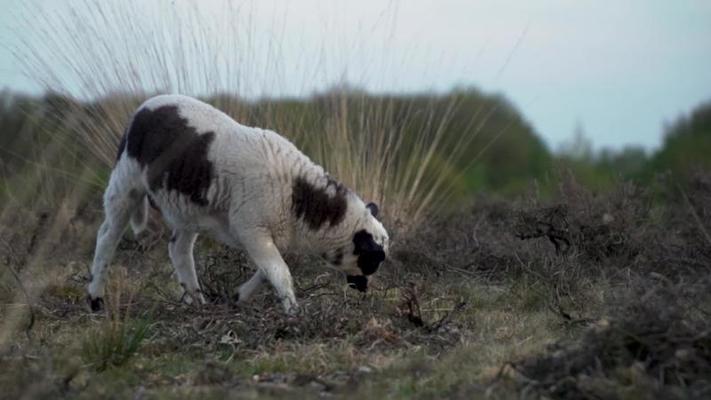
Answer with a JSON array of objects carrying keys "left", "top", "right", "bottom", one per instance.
[{"left": 2, "top": 173, "right": 711, "bottom": 398}]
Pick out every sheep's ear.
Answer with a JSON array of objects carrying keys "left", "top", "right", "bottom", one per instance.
[{"left": 366, "top": 202, "right": 379, "bottom": 218}]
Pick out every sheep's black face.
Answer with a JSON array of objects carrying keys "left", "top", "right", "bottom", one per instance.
[
  {"left": 341, "top": 229, "right": 386, "bottom": 292},
  {"left": 346, "top": 203, "right": 388, "bottom": 292},
  {"left": 353, "top": 230, "right": 386, "bottom": 273},
  {"left": 321, "top": 202, "right": 388, "bottom": 292}
]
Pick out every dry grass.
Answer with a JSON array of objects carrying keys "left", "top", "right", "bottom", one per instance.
[
  {"left": 11, "top": 0, "right": 508, "bottom": 227},
  {"left": 2, "top": 174, "right": 710, "bottom": 398},
  {"left": 81, "top": 268, "right": 150, "bottom": 372}
]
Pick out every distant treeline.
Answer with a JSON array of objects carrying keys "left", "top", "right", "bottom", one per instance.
[
  {"left": 556, "top": 98, "right": 711, "bottom": 191},
  {"left": 1, "top": 88, "right": 709, "bottom": 202}
]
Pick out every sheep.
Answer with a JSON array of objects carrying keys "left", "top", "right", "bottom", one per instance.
[{"left": 86, "top": 94, "right": 389, "bottom": 315}]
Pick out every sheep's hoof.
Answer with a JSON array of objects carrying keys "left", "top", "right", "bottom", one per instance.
[
  {"left": 284, "top": 303, "right": 300, "bottom": 319},
  {"left": 87, "top": 295, "right": 104, "bottom": 312}
]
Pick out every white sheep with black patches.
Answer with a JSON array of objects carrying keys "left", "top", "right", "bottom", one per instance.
[{"left": 87, "top": 94, "right": 389, "bottom": 315}]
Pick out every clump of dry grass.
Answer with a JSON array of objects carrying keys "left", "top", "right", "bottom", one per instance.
[
  {"left": 504, "top": 275, "right": 711, "bottom": 399},
  {"left": 81, "top": 268, "right": 150, "bottom": 371}
]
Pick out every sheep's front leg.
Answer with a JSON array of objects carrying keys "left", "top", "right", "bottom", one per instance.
[
  {"left": 168, "top": 230, "right": 206, "bottom": 305},
  {"left": 240, "top": 234, "right": 297, "bottom": 315}
]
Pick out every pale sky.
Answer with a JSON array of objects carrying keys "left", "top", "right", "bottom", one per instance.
[{"left": 1, "top": 0, "right": 710, "bottom": 151}]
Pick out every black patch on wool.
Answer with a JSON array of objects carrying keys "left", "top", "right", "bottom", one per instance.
[
  {"left": 291, "top": 176, "right": 348, "bottom": 230},
  {"left": 353, "top": 230, "right": 385, "bottom": 275},
  {"left": 125, "top": 105, "right": 215, "bottom": 206}
]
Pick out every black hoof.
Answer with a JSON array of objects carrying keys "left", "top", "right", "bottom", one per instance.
[
  {"left": 87, "top": 295, "right": 104, "bottom": 312},
  {"left": 232, "top": 291, "right": 240, "bottom": 303}
]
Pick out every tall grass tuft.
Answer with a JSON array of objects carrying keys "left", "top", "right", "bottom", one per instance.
[
  {"left": 13, "top": 0, "right": 508, "bottom": 229},
  {"left": 81, "top": 268, "right": 149, "bottom": 371}
]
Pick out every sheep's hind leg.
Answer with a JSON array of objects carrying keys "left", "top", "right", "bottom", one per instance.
[
  {"left": 168, "top": 230, "right": 206, "bottom": 305},
  {"left": 87, "top": 188, "right": 140, "bottom": 312}
]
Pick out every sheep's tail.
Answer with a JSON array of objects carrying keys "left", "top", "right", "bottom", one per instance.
[{"left": 130, "top": 195, "right": 149, "bottom": 235}]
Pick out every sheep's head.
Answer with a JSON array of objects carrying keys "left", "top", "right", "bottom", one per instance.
[{"left": 323, "top": 202, "right": 389, "bottom": 292}]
